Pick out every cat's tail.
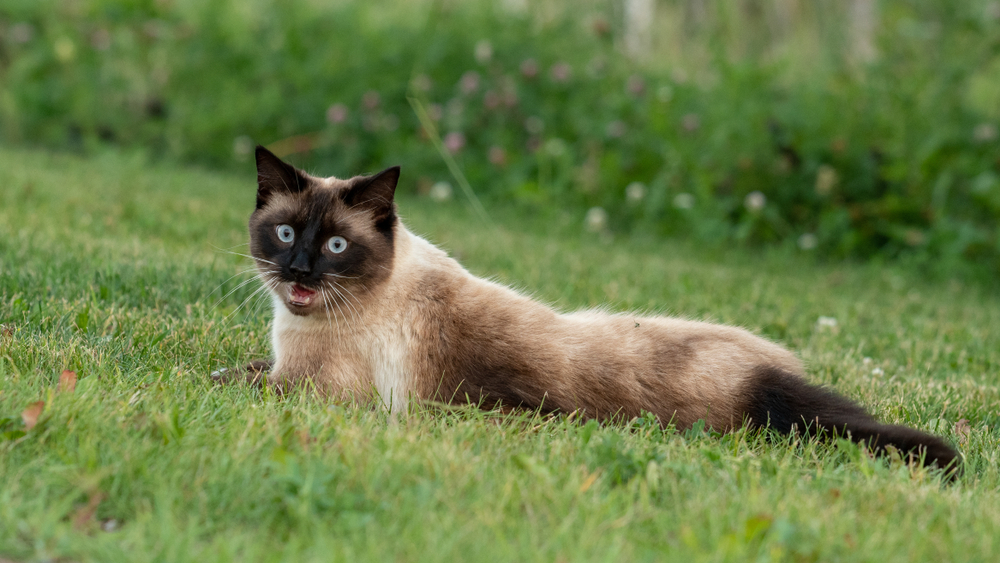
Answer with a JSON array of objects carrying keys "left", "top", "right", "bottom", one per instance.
[{"left": 740, "top": 366, "right": 961, "bottom": 477}]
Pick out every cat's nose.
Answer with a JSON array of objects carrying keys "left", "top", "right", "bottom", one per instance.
[{"left": 289, "top": 253, "right": 312, "bottom": 278}]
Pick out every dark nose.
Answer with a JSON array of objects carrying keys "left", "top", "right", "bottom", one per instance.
[{"left": 289, "top": 252, "right": 311, "bottom": 278}]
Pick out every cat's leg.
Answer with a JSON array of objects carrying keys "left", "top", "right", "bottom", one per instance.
[{"left": 210, "top": 359, "right": 272, "bottom": 389}]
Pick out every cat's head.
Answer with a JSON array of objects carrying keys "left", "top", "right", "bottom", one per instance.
[{"left": 249, "top": 146, "right": 400, "bottom": 317}]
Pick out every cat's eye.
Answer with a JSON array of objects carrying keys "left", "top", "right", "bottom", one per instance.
[
  {"left": 327, "top": 236, "right": 348, "bottom": 254},
  {"left": 276, "top": 224, "right": 295, "bottom": 243}
]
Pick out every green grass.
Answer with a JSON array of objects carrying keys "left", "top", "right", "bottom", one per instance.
[{"left": 1, "top": 145, "right": 999, "bottom": 562}]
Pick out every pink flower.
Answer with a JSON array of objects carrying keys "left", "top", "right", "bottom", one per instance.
[
  {"left": 520, "top": 59, "right": 539, "bottom": 79},
  {"left": 681, "top": 113, "right": 700, "bottom": 132},
  {"left": 326, "top": 103, "right": 348, "bottom": 125},
  {"left": 627, "top": 74, "right": 646, "bottom": 97},
  {"left": 444, "top": 131, "right": 466, "bottom": 153},
  {"left": 488, "top": 146, "right": 507, "bottom": 166},
  {"left": 428, "top": 104, "right": 443, "bottom": 122},
  {"left": 550, "top": 62, "right": 572, "bottom": 83},
  {"left": 483, "top": 91, "right": 501, "bottom": 110},
  {"left": 460, "top": 71, "right": 480, "bottom": 95},
  {"left": 362, "top": 91, "right": 380, "bottom": 111},
  {"left": 411, "top": 74, "right": 433, "bottom": 92}
]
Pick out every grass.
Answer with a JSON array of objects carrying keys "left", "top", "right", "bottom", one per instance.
[{"left": 1, "top": 145, "right": 999, "bottom": 562}]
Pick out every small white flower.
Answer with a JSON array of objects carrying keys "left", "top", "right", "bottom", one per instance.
[
  {"left": 544, "top": 138, "right": 568, "bottom": 157},
  {"left": 798, "top": 233, "right": 818, "bottom": 250},
  {"left": 626, "top": 182, "right": 646, "bottom": 203},
  {"left": 673, "top": 193, "right": 695, "bottom": 210},
  {"left": 815, "top": 164, "right": 838, "bottom": 196},
  {"left": 744, "top": 191, "right": 766, "bottom": 212},
  {"left": 817, "top": 316, "right": 838, "bottom": 328},
  {"left": 862, "top": 357, "right": 873, "bottom": 365},
  {"left": 973, "top": 123, "right": 998, "bottom": 143},
  {"left": 429, "top": 182, "right": 453, "bottom": 202},
  {"left": 232, "top": 136, "right": 254, "bottom": 161},
  {"left": 585, "top": 207, "right": 608, "bottom": 232},
  {"left": 474, "top": 40, "right": 493, "bottom": 64},
  {"left": 871, "top": 367, "right": 885, "bottom": 376}
]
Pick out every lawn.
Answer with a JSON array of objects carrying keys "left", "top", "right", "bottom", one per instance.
[{"left": 1, "top": 145, "right": 999, "bottom": 562}]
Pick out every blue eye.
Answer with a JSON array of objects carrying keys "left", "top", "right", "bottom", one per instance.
[
  {"left": 276, "top": 224, "right": 295, "bottom": 243},
  {"left": 327, "top": 236, "right": 348, "bottom": 254}
]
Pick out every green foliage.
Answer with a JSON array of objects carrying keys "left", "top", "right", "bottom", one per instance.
[{"left": 1, "top": 0, "right": 1000, "bottom": 270}]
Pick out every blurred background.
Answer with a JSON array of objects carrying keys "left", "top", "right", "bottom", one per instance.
[{"left": 1, "top": 0, "right": 999, "bottom": 274}]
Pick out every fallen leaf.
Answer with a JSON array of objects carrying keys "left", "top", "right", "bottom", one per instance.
[
  {"left": 955, "top": 419, "right": 971, "bottom": 446},
  {"left": 0, "top": 324, "right": 12, "bottom": 338},
  {"left": 21, "top": 401, "right": 44, "bottom": 430},
  {"left": 59, "top": 370, "right": 78, "bottom": 393},
  {"left": 579, "top": 471, "right": 599, "bottom": 493},
  {"left": 72, "top": 491, "right": 104, "bottom": 530}
]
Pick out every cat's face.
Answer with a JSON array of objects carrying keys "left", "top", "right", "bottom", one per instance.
[{"left": 249, "top": 146, "right": 399, "bottom": 317}]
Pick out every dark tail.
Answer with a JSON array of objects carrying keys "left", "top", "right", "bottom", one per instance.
[{"left": 741, "top": 366, "right": 961, "bottom": 478}]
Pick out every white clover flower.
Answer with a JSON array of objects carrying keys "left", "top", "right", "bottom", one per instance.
[
  {"left": 871, "top": 367, "right": 885, "bottom": 376},
  {"left": 817, "top": 316, "right": 838, "bottom": 329},
  {"left": 626, "top": 182, "right": 646, "bottom": 203},
  {"left": 585, "top": 207, "right": 608, "bottom": 232},
  {"left": 973, "top": 123, "right": 998, "bottom": 143},
  {"left": 474, "top": 40, "right": 493, "bottom": 64},
  {"left": 429, "top": 182, "right": 453, "bottom": 202},
  {"left": 815, "top": 164, "right": 838, "bottom": 196},
  {"left": 798, "top": 233, "right": 818, "bottom": 250},
  {"left": 673, "top": 193, "right": 695, "bottom": 210},
  {"left": 744, "top": 191, "right": 766, "bottom": 212},
  {"left": 232, "top": 136, "right": 254, "bottom": 161}
]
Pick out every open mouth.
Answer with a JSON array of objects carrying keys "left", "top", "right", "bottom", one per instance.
[{"left": 287, "top": 284, "right": 319, "bottom": 307}]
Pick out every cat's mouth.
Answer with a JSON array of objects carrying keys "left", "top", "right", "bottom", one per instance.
[{"left": 287, "top": 284, "right": 319, "bottom": 308}]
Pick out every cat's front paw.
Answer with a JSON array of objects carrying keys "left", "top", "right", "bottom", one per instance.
[{"left": 211, "top": 359, "right": 272, "bottom": 388}]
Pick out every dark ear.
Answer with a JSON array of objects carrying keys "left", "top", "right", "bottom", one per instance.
[
  {"left": 343, "top": 166, "right": 400, "bottom": 227},
  {"left": 255, "top": 145, "right": 306, "bottom": 209}
]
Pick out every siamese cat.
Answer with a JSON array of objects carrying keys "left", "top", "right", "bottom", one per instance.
[{"left": 213, "top": 146, "right": 960, "bottom": 475}]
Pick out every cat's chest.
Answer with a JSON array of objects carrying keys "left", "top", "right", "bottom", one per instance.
[{"left": 271, "top": 309, "right": 413, "bottom": 411}]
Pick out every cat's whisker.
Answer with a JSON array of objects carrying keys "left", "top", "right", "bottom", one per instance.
[
  {"left": 207, "top": 266, "right": 266, "bottom": 299},
  {"left": 334, "top": 282, "right": 366, "bottom": 315},
  {"left": 324, "top": 281, "right": 361, "bottom": 327},
  {"left": 224, "top": 276, "right": 278, "bottom": 325},
  {"left": 324, "top": 283, "right": 354, "bottom": 332},
  {"left": 219, "top": 249, "right": 278, "bottom": 266},
  {"left": 322, "top": 272, "right": 362, "bottom": 280},
  {"left": 211, "top": 270, "right": 278, "bottom": 311},
  {"left": 321, "top": 287, "right": 342, "bottom": 341},
  {"left": 209, "top": 242, "right": 250, "bottom": 252},
  {"left": 248, "top": 278, "right": 279, "bottom": 320}
]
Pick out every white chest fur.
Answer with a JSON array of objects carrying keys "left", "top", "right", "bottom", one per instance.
[{"left": 270, "top": 294, "right": 413, "bottom": 413}]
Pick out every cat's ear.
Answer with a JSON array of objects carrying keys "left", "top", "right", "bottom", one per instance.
[
  {"left": 343, "top": 166, "right": 400, "bottom": 226},
  {"left": 255, "top": 145, "right": 306, "bottom": 209}
]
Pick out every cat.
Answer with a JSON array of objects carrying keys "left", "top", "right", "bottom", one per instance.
[{"left": 213, "top": 146, "right": 960, "bottom": 476}]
